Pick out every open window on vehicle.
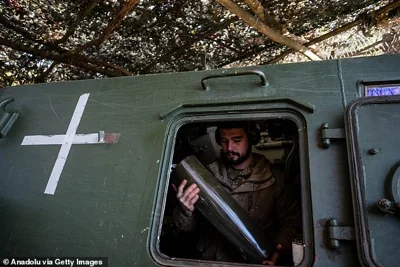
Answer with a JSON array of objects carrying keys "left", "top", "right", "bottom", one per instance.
[{"left": 155, "top": 117, "right": 308, "bottom": 266}]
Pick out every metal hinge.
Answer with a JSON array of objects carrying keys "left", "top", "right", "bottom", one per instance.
[
  {"left": 321, "top": 123, "right": 345, "bottom": 149},
  {"left": 328, "top": 219, "right": 355, "bottom": 249}
]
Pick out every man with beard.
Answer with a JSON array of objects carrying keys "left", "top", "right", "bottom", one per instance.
[{"left": 173, "top": 121, "right": 301, "bottom": 265}]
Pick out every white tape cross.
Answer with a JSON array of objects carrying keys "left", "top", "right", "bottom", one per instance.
[
  {"left": 21, "top": 94, "right": 90, "bottom": 195},
  {"left": 44, "top": 93, "right": 89, "bottom": 195},
  {"left": 22, "top": 133, "right": 101, "bottom": 145}
]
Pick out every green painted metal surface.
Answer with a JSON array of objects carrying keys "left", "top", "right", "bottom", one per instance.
[
  {"left": 0, "top": 55, "right": 399, "bottom": 266},
  {"left": 345, "top": 96, "right": 400, "bottom": 267}
]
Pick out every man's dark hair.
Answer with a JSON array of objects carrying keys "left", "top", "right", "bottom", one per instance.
[
  {"left": 216, "top": 121, "right": 248, "bottom": 131},
  {"left": 215, "top": 121, "right": 260, "bottom": 145}
]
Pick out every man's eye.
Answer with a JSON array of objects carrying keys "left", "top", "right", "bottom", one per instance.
[{"left": 233, "top": 139, "right": 242, "bottom": 143}]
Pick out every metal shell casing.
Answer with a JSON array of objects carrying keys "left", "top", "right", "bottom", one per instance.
[{"left": 174, "top": 155, "right": 273, "bottom": 263}]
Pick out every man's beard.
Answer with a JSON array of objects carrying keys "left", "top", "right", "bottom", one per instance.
[{"left": 222, "top": 146, "right": 252, "bottom": 166}]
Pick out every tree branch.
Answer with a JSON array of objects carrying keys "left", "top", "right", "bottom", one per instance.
[
  {"left": 264, "top": 0, "right": 400, "bottom": 64},
  {"left": 243, "top": 0, "right": 265, "bottom": 22},
  {"left": 0, "top": 14, "right": 63, "bottom": 52},
  {"left": 0, "top": 37, "right": 123, "bottom": 77},
  {"left": 217, "top": 42, "right": 272, "bottom": 68},
  {"left": 243, "top": 0, "right": 325, "bottom": 57},
  {"left": 94, "top": 0, "right": 140, "bottom": 46},
  {"left": 55, "top": 0, "right": 102, "bottom": 44},
  {"left": 206, "top": 36, "right": 241, "bottom": 53},
  {"left": 244, "top": 0, "right": 283, "bottom": 31},
  {"left": 35, "top": 61, "right": 58, "bottom": 83},
  {"left": 215, "top": 0, "right": 321, "bottom": 60},
  {"left": 218, "top": 0, "right": 400, "bottom": 67},
  {"left": 243, "top": 0, "right": 282, "bottom": 31},
  {"left": 74, "top": 0, "right": 140, "bottom": 54},
  {"left": 141, "top": 17, "right": 237, "bottom": 73},
  {"left": 0, "top": 15, "right": 132, "bottom": 76}
]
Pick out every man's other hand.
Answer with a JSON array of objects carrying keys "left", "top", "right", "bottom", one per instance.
[
  {"left": 174, "top": 180, "right": 200, "bottom": 217},
  {"left": 262, "top": 244, "right": 282, "bottom": 266}
]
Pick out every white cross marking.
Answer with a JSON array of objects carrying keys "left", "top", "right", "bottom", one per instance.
[
  {"left": 21, "top": 93, "right": 90, "bottom": 195},
  {"left": 22, "top": 133, "right": 104, "bottom": 145}
]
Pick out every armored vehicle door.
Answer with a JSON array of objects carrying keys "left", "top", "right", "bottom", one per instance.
[{"left": 345, "top": 94, "right": 400, "bottom": 267}]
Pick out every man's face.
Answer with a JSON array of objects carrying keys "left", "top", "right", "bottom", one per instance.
[{"left": 219, "top": 128, "right": 251, "bottom": 165}]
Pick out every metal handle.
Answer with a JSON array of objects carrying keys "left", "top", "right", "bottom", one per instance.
[
  {"left": 0, "top": 98, "right": 15, "bottom": 110},
  {"left": 201, "top": 70, "right": 269, "bottom": 92},
  {"left": 0, "top": 97, "right": 20, "bottom": 138}
]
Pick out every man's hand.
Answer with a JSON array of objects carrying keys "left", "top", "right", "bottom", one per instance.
[
  {"left": 174, "top": 180, "right": 200, "bottom": 217},
  {"left": 262, "top": 244, "right": 282, "bottom": 266}
]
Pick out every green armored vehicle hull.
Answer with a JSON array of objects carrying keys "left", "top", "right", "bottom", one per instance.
[{"left": 1, "top": 55, "right": 400, "bottom": 266}]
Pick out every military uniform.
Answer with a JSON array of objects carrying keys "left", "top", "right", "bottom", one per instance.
[{"left": 173, "top": 153, "right": 301, "bottom": 263}]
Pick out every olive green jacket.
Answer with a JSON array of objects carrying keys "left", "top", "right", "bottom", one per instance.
[{"left": 173, "top": 153, "right": 301, "bottom": 261}]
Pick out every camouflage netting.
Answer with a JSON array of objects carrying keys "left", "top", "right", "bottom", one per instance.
[{"left": 0, "top": 0, "right": 399, "bottom": 87}]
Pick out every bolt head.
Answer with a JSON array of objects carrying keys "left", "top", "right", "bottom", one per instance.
[{"left": 369, "top": 148, "right": 379, "bottom": 155}]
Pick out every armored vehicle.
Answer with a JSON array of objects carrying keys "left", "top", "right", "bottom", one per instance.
[{"left": 1, "top": 55, "right": 400, "bottom": 266}]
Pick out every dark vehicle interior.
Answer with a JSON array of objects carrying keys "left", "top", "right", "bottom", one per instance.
[{"left": 159, "top": 119, "right": 302, "bottom": 264}]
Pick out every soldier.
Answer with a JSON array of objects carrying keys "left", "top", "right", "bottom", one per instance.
[{"left": 173, "top": 121, "right": 301, "bottom": 265}]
